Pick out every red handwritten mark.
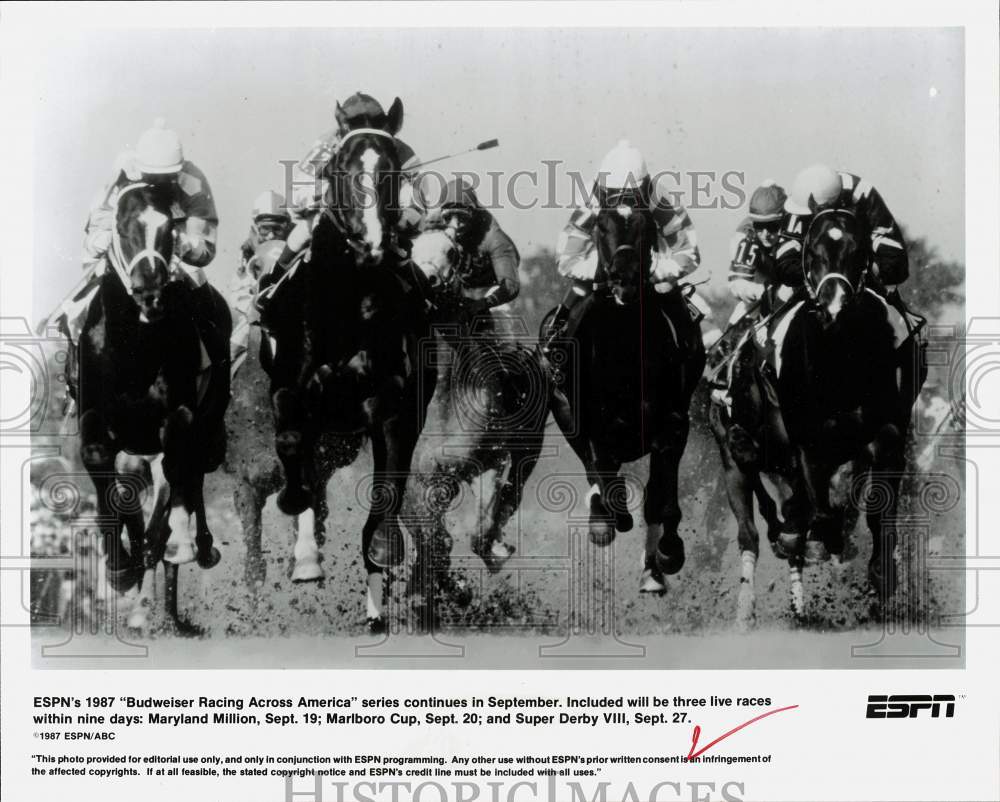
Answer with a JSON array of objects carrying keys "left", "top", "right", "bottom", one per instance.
[{"left": 686, "top": 705, "right": 799, "bottom": 760}]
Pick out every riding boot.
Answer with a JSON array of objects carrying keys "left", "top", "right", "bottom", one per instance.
[{"left": 540, "top": 280, "right": 592, "bottom": 383}]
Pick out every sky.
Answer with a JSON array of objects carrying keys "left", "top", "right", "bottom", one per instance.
[{"left": 31, "top": 27, "right": 963, "bottom": 322}]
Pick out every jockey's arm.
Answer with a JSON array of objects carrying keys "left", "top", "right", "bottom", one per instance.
[
  {"left": 481, "top": 226, "right": 521, "bottom": 308},
  {"left": 858, "top": 182, "right": 909, "bottom": 286},
  {"left": 82, "top": 174, "right": 125, "bottom": 263},
  {"left": 177, "top": 216, "right": 217, "bottom": 269},
  {"left": 650, "top": 201, "right": 700, "bottom": 291},
  {"left": 727, "top": 229, "right": 764, "bottom": 304},
  {"left": 772, "top": 215, "right": 806, "bottom": 288},
  {"left": 555, "top": 207, "right": 598, "bottom": 280}
]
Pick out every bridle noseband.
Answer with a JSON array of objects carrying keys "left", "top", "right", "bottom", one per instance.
[
  {"left": 109, "top": 182, "right": 171, "bottom": 291},
  {"left": 325, "top": 127, "right": 401, "bottom": 258},
  {"left": 802, "top": 207, "right": 865, "bottom": 300}
]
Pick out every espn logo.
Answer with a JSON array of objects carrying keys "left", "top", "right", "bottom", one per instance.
[{"left": 866, "top": 695, "right": 956, "bottom": 719}]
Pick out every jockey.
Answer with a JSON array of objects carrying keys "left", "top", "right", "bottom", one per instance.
[
  {"left": 709, "top": 180, "right": 790, "bottom": 405},
  {"left": 773, "top": 164, "right": 909, "bottom": 291},
  {"left": 423, "top": 177, "right": 520, "bottom": 324},
  {"left": 268, "top": 92, "right": 424, "bottom": 282},
  {"left": 83, "top": 118, "right": 218, "bottom": 289},
  {"left": 57, "top": 119, "right": 219, "bottom": 397},
  {"left": 240, "top": 190, "right": 293, "bottom": 268},
  {"left": 543, "top": 139, "right": 701, "bottom": 358},
  {"left": 727, "top": 179, "right": 788, "bottom": 317},
  {"left": 229, "top": 191, "right": 293, "bottom": 373}
]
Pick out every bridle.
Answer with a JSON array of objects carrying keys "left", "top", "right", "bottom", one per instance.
[
  {"left": 801, "top": 207, "right": 865, "bottom": 300},
  {"left": 324, "top": 127, "right": 402, "bottom": 257},
  {"left": 108, "top": 182, "right": 171, "bottom": 291},
  {"left": 591, "top": 204, "right": 649, "bottom": 293}
]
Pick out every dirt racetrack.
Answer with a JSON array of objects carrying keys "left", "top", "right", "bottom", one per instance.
[{"left": 30, "top": 379, "right": 967, "bottom": 667}]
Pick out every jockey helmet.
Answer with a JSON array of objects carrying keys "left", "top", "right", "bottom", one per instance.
[
  {"left": 439, "top": 177, "right": 481, "bottom": 213},
  {"left": 252, "top": 190, "right": 289, "bottom": 222},
  {"left": 135, "top": 118, "right": 184, "bottom": 175},
  {"left": 597, "top": 140, "right": 649, "bottom": 191},
  {"left": 785, "top": 164, "right": 842, "bottom": 215},
  {"left": 339, "top": 92, "right": 385, "bottom": 124},
  {"left": 748, "top": 180, "right": 787, "bottom": 222}
]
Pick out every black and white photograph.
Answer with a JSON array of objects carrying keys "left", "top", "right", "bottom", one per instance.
[
  {"left": 3, "top": 4, "right": 999, "bottom": 802},
  {"left": 15, "top": 19, "right": 972, "bottom": 669}
]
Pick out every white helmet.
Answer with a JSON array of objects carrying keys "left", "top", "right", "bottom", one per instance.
[
  {"left": 135, "top": 118, "right": 184, "bottom": 175},
  {"left": 597, "top": 139, "right": 649, "bottom": 190},
  {"left": 252, "top": 190, "right": 289, "bottom": 220},
  {"left": 785, "top": 164, "right": 842, "bottom": 215}
]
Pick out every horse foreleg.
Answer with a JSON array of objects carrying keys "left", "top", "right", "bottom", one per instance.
[
  {"left": 273, "top": 388, "right": 313, "bottom": 516},
  {"left": 715, "top": 435, "right": 762, "bottom": 625},
  {"left": 798, "top": 447, "right": 838, "bottom": 565},
  {"left": 864, "top": 425, "right": 904, "bottom": 600},
  {"left": 647, "top": 415, "right": 689, "bottom": 577},
  {"left": 163, "top": 561, "right": 201, "bottom": 636},
  {"left": 365, "top": 415, "right": 412, "bottom": 569},
  {"left": 188, "top": 478, "right": 221, "bottom": 570},
  {"left": 112, "top": 452, "right": 151, "bottom": 575},
  {"left": 291, "top": 506, "right": 323, "bottom": 583}
]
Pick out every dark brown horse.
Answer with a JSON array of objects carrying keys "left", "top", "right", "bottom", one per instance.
[
  {"left": 77, "top": 182, "right": 231, "bottom": 633},
  {"left": 776, "top": 207, "right": 922, "bottom": 601},
  {"left": 542, "top": 193, "right": 706, "bottom": 594},
  {"left": 255, "top": 99, "right": 435, "bottom": 631}
]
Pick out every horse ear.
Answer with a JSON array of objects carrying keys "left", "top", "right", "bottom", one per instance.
[
  {"left": 385, "top": 97, "right": 404, "bottom": 136},
  {"left": 807, "top": 194, "right": 819, "bottom": 214},
  {"left": 334, "top": 102, "right": 349, "bottom": 131}
]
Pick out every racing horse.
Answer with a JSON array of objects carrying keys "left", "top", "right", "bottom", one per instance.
[
  {"left": 77, "top": 182, "right": 231, "bottom": 633},
  {"left": 707, "top": 293, "right": 812, "bottom": 629},
  {"left": 776, "top": 207, "right": 923, "bottom": 601},
  {"left": 257, "top": 98, "right": 434, "bottom": 631},
  {"left": 404, "top": 230, "right": 548, "bottom": 617},
  {"left": 542, "top": 190, "right": 706, "bottom": 593}
]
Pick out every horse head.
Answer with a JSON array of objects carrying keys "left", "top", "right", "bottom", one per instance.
[
  {"left": 802, "top": 207, "right": 869, "bottom": 325},
  {"left": 325, "top": 99, "right": 404, "bottom": 263},
  {"left": 593, "top": 185, "right": 656, "bottom": 307},
  {"left": 410, "top": 228, "right": 461, "bottom": 309},
  {"left": 112, "top": 183, "right": 175, "bottom": 323}
]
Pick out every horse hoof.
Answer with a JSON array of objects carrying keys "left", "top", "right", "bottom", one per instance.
[
  {"left": 639, "top": 567, "right": 666, "bottom": 595},
  {"left": 196, "top": 546, "right": 221, "bottom": 570},
  {"left": 804, "top": 540, "right": 830, "bottom": 565},
  {"left": 277, "top": 485, "right": 311, "bottom": 516},
  {"left": 105, "top": 561, "right": 142, "bottom": 593},
  {"left": 655, "top": 536, "right": 686, "bottom": 576},
  {"left": 291, "top": 557, "right": 324, "bottom": 583},
  {"left": 164, "top": 540, "right": 197, "bottom": 565},
  {"left": 776, "top": 531, "right": 803, "bottom": 558},
  {"left": 615, "top": 511, "right": 634, "bottom": 533},
  {"left": 173, "top": 619, "right": 204, "bottom": 638},
  {"left": 81, "top": 443, "right": 111, "bottom": 468},
  {"left": 368, "top": 525, "right": 405, "bottom": 569},
  {"left": 367, "top": 616, "right": 387, "bottom": 635}
]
